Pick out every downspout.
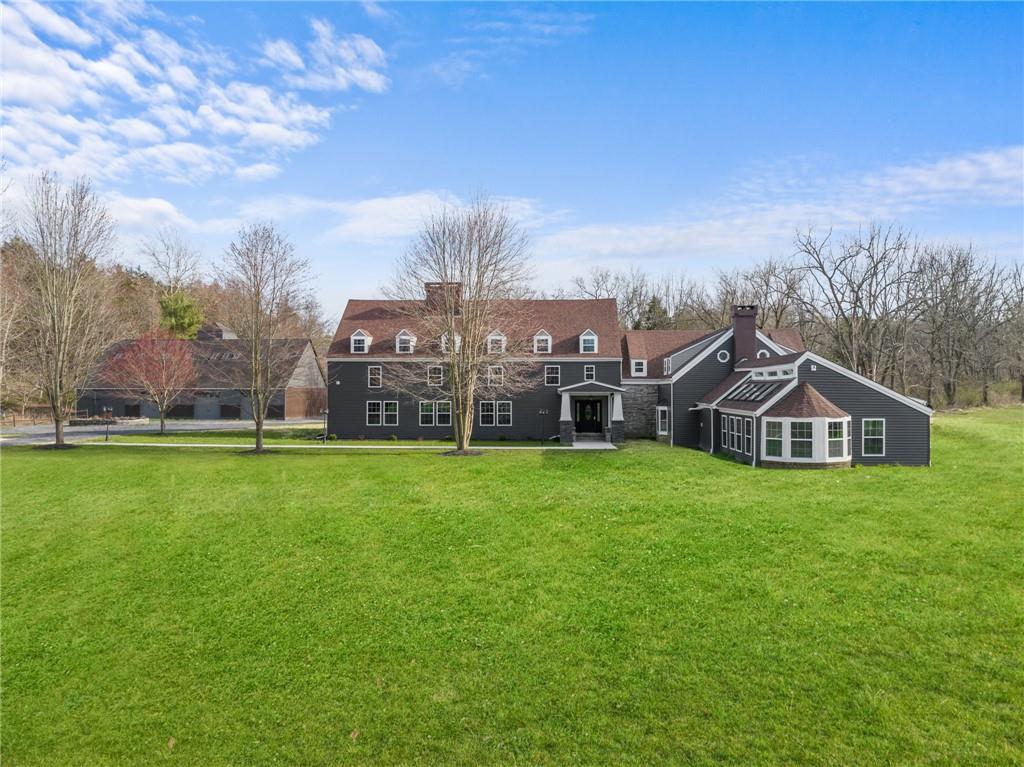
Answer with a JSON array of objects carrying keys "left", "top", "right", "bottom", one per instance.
[{"left": 752, "top": 416, "right": 757, "bottom": 467}]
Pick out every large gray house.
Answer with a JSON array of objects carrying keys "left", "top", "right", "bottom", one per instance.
[{"left": 326, "top": 289, "right": 932, "bottom": 466}]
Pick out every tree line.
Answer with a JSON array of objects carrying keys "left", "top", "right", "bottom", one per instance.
[{"left": 562, "top": 224, "right": 1024, "bottom": 408}]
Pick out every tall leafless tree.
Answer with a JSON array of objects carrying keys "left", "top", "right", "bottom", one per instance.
[
  {"left": 385, "top": 198, "right": 534, "bottom": 453},
  {"left": 142, "top": 226, "right": 201, "bottom": 295},
  {"left": 217, "top": 222, "right": 311, "bottom": 452},
  {"left": 16, "top": 173, "right": 116, "bottom": 445}
]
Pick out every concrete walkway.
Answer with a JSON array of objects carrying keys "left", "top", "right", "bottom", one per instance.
[{"left": 84, "top": 440, "right": 617, "bottom": 451}]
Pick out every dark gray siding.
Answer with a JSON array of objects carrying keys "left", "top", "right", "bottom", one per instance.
[
  {"left": 327, "top": 359, "right": 622, "bottom": 441},
  {"left": 796, "top": 360, "right": 930, "bottom": 465},
  {"left": 713, "top": 410, "right": 755, "bottom": 464},
  {"left": 76, "top": 389, "right": 280, "bottom": 420},
  {"left": 670, "top": 336, "right": 778, "bottom": 448}
]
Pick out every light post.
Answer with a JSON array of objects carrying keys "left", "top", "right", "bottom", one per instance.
[
  {"left": 103, "top": 407, "right": 113, "bottom": 442},
  {"left": 320, "top": 408, "right": 329, "bottom": 444}
]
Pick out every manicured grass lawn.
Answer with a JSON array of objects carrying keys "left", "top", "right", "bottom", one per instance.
[
  {"left": 98, "top": 427, "right": 553, "bottom": 448},
  {"left": 2, "top": 408, "right": 1022, "bottom": 765}
]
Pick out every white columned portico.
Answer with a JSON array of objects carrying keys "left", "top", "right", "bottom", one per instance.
[
  {"left": 560, "top": 391, "right": 572, "bottom": 422},
  {"left": 611, "top": 392, "right": 624, "bottom": 422}
]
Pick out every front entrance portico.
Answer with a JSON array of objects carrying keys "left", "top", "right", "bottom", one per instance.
[{"left": 557, "top": 381, "right": 626, "bottom": 445}]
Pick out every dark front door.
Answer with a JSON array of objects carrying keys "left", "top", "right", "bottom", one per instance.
[{"left": 575, "top": 398, "right": 603, "bottom": 433}]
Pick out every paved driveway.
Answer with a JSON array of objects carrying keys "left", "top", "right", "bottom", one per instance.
[{"left": 0, "top": 419, "right": 322, "bottom": 447}]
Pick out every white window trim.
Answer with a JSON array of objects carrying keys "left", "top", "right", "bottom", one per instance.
[
  {"left": 827, "top": 419, "right": 846, "bottom": 459},
  {"left": 744, "top": 417, "right": 753, "bottom": 455},
  {"left": 436, "top": 401, "right": 452, "bottom": 427},
  {"left": 756, "top": 349, "right": 770, "bottom": 359},
  {"left": 717, "top": 349, "right": 731, "bottom": 363},
  {"left": 544, "top": 365, "right": 560, "bottom": 386},
  {"left": 789, "top": 420, "right": 814, "bottom": 460},
  {"left": 656, "top": 406, "right": 669, "bottom": 435},
  {"left": 367, "top": 365, "right": 382, "bottom": 388},
  {"left": 764, "top": 419, "right": 784, "bottom": 458},
  {"left": 351, "top": 329, "right": 371, "bottom": 354},
  {"left": 721, "top": 414, "right": 728, "bottom": 447},
  {"left": 419, "top": 401, "right": 434, "bottom": 427},
  {"left": 584, "top": 364, "right": 595, "bottom": 382},
  {"left": 440, "top": 332, "right": 462, "bottom": 353},
  {"left": 487, "top": 365, "right": 504, "bottom": 386},
  {"left": 579, "top": 329, "right": 598, "bottom": 354},
  {"left": 862, "top": 418, "right": 886, "bottom": 457},
  {"left": 395, "top": 329, "right": 416, "bottom": 354},
  {"left": 496, "top": 400, "right": 512, "bottom": 427},
  {"left": 632, "top": 360, "right": 647, "bottom": 377},
  {"left": 479, "top": 400, "right": 496, "bottom": 426},
  {"left": 486, "top": 331, "right": 507, "bottom": 354},
  {"left": 427, "top": 365, "right": 443, "bottom": 387},
  {"left": 759, "top": 416, "right": 853, "bottom": 463},
  {"left": 383, "top": 401, "right": 398, "bottom": 426},
  {"left": 366, "top": 400, "right": 382, "bottom": 426},
  {"left": 533, "top": 331, "right": 552, "bottom": 354}
]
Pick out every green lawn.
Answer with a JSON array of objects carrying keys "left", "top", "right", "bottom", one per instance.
[
  {"left": 2, "top": 408, "right": 1022, "bottom": 765},
  {"left": 98, "top": 427, "right": 552, "bottom": 448}
]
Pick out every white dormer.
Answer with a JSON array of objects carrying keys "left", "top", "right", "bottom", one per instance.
[
  {"left": 395, "top": 329, "right": 416, "bottom": 354},
  {"left": 632, "top": 360, "right": 647, "bottom": 377},
  {"left": 350, "top": 329, "right": 371, "bottom": 353},
  {"left": 440, "top": 331, "right": 462, "bottom": 353},
  {"left": 579, "top": 329, "right": 598, "bottom": 354},
  {"left": 533, "top": 330, "right": 552, "bottom": 354},
  {"left": 486, "top": 330, "right": 507, "bottom": 354}
]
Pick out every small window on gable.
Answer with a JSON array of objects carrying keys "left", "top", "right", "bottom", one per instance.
[
  {"left": 580, "top": 329, "right": 598, "bottom": 354},
  {"left": 351, "top": 329, "right": 370, "bottom": 354},
  {"left": 716, "top": 349, "right": 730, "bottom": 363},
  {"left": 533, "top": 331, "right": 551, "bottom": 354},
  {"left": 395, "top": 330, "right": 416, "bottom": 354},
  {"left": 757, "top": 349, "right": 770, "bottom": 359},
  {"left": 486, "top": 331, "right": 506, "bottom": 354},
  {"left": 632, "top": 360, "right": 647, "bottom": 377}
]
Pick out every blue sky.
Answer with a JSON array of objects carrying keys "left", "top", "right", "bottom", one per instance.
[{"left": 4, "top": 1, "right": 1022, "bottom": 320}]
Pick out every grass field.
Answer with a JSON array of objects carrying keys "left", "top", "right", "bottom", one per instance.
[
  {"left": 2, "top": 408, "right": 1022, "bottom": 765},
  {"left": 98, "top": 427, "right": 553, "bottom": 448}
]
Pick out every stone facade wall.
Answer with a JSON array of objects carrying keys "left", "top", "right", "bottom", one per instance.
[
  {"left": 622, "top": 384, "right": 659, "bottom": 438},
  {"left": 760, "top": 459, "right": 851, "bottom": 470}
]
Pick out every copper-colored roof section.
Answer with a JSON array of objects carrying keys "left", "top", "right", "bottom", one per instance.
[
  {"left": 763, "top": 383, "right": 848, "bottom": 418},
  {"left": 328, "top": 298, "right": 621, "bottom": 357},
  {"left": 621, "top": 329, "right": 719, "bottom": 378},
  {"left": 697, "top": 371, "right": 750, "bottom": 405},
  {"left": 764, "top": 327, "right": 805, "bottom": 352},
  {"left": 736, "top": 351, "right": 805, "bottom": 369}
]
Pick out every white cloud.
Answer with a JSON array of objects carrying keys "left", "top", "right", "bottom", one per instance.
[
  {"left": 235, "top": 162, "right": 282, "bottom": 181},
  {"left": 110, "top": 117, "right": 166, "bottom": 143},
  {"left": 261, "top": 39, "right": 304, "bottom": 71},
  {"left": 13, "top": 0, "right": 97, "bottom": 47},
  {"left": 361, "top": 1, "right": 393, "bottom": 21},
  {"left": 277, "top": 19, "right": 390, "bottom": 93}
]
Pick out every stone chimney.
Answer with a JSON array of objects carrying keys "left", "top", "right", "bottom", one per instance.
[
  {"left": 424, "top": 282, "right": 463, "bottom": 313},
  {"left": 732, "top": 305, "right": 757, "bottom": 364}
]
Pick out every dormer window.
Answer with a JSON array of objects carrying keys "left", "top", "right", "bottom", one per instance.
[
  {"left": 632, "top": 360, "right": 647, "bottom": 377},
  {"left": 440, "top": 332, "right": 462, "bottom": 353},
  {"left": 663, "top": 358, "right": 671, "bottom": 375},
  {"left": 395, "top": 330, "right": 416, "bottom": 354},
  {"left": 579, "top": 329, "right": 598, "bottom": 354},
  {"left": 486, "top": 331, "right": 506, "bottom": 354},
  {"left": 533, "top": 330, "right": 551, "bottom": 354},
  {"left": 350, "top": 329, "right": 371, "bottom": 354}
]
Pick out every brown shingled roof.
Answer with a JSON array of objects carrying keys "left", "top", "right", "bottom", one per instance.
[
  {"left": 736, "top": 351, "right": 805, "bottom": 369},
  {"left": 764, "top": 328, "right": 805, "bottom": 352},
  {"left": 328, "top": 298, "right": 621, "bottom": 358},
  {"left": 763, "top": 383, "right": 848, "bottom": 418},
  {"left": 621, "top": 329, "right": 719, "bottom": 378}
]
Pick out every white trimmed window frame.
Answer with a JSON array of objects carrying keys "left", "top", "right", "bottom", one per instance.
[
  {"left": 440, "top": 332, "right": 462, "bottom": 353},
  {"left": 395, "top": 330, "right": 416, "bottom": 354},
  {"left": 632, "top": 360, "right": 647, "bottom": 377},
  {"left": 544, "top": 365, "right": 560, "bottom": 386},
  {"left": 790, "top": 420, "right": 813, "bottom": 459},
  {"left": 479, "top": 400, "right": 496, "bottom": 426},
  {"left": 487, "top": 365, "right": 504, "bottom": 386},
  {"left": 533, "top": 331, "right": 552, "bottom": 354},
  {"left": 366, "top": 400, "right": 382, "bottom": 426},
  {"left": 756, "top": 349, "right": 770, "bottom": 359},
  {"left": 721, "top": 414, "right": 728, "bottom": 447},
  {"left": 764, "top": 419, "right": 783, "bottom": 458},
  {"left": 828, "top": 420, "right": 845, "bottom": 458},
  {"left": 717, "top": 349, "right": 731, "bottom": 363},
  {"left": 419, "top": 401, "right": 434, "bottom": 426},
  {"left": 427, "top": 365, "right": 443, "bottom": 387},
  {"left": 579, "top": 329, "right": 598, "bottom": 354},
  {"left": 584, "top": 364, "right": 595, "bottom": 382},
  {"left": 367, "top": 365, "right": 382, "bottom": 388},
  {"left": 497, "top": 401, "right": 512, "bottom": 426},
  {"left": 759, "top": 416, "right": 853, "bottom": 463},
  {"left": 436, "top": 401, "right": 452, "bottom": 427},
  {"left": 862, "top": 418, "right": 886, "bottom": 457},
  {"left": 486, "top": 331, "right": 506, "bottom": 354},
  {"left": 744, "top": 417, "right": 753, "bottom": 455},
  {"left": 383, "top": 401, "right": 398, "bottom": 426},
  {"left": 656, "top": 406, "right": 669, "bottom": 436},
  {"left": 351, "top": 329, "right": 371, "bottom": 354}
]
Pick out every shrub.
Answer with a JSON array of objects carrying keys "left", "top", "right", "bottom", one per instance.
[
  {"left": 328, "top": 434, "right": 337, "bottom": 441},
  {"left": 389, "top": 434, "right": 398, "bottom": 441}
]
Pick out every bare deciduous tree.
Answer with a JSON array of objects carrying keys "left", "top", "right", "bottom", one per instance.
[
  {"left": 142, "top": 227, "right": 201, "bottom": 295},
  {"left": 101, "top": 330, "right": 197, "bottom": 433},
  {"left": 386, "top": 198, "right": 534, "bottom": 453},
  {"left": 17, "top": 172, "right": 116, "bottom": 446},
  {"left": 217, "top": 222, "right": 311, "bottom": 452}
]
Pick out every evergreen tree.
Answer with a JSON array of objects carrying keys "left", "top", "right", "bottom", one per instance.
[
  {"left": 637, "top": 296, "right": 672, "bottom": 330},
  {"left": 159, "top": 290, "right": 204, "bottom": 339}
]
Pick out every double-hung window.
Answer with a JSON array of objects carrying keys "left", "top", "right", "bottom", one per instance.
[
  {"left": 744, "top": 418, "right": 753, "bottom": 454},
  {"left": 584, "top": 365, "right": 595, "bottom": 382},
  {"left": 862, "top": 419, "right": 885, "bottom": 456},
  {"left": 765, "top": 420, "right": 783, "bottom": 457},
  {"left": 366, "top": 401, "right": 382, "bottom": 426},
  {"left": 383, "top": 401, "right": 398, "bottom": 426},
  {"left": 436, "top": 401, "right": 452, "bottom": 426},
  {"left": 419, "top": 401, "right": 434, "bottom": 426},
  {"left": 487, "top": 365, "right": 504, "bottom": 386},
  {"left": 657, "top": 406, "right": 669, "bottom": 436},
  {"left": 828, "top": 420, "right": 845, "bottom": 458},
  {"left": 632, "top": 360, "right": 646, "bottom": 376},
  {"left": 427, "top": 365, "right": 443, "bottom": 387},
  {"left": 730, "top": 416, "right": 741, "bottom": 451},
  {"left": 790, "top": 421, "right": 813, "bottom": 458},
  {"left": 487, "top": 335, "right": 505, "bottom": 354},
  {"left": 497, "top": 401, "right": 511, "bottom": 426},
  {"left": 544, "top": 365, "right": 560, "bottom": 386},
  {"left": 721, "top": 415, "right": 728, "bottom": 447},
  {"left": 533, "top": 333, "right": 551, "bottom": 353},
  {"left": 367, "top": 366, "right": 382, "bottom": 388},
  {"left": 480, "top": 401, "right": 496, "bottom": 426}
]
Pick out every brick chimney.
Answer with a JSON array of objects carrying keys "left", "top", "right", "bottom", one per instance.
[
  {"left": 424, "top": 282, "right": 463, "bottom": 313},
  {"left": 732, "top": 305, "right": 757, "bottom": 364}
]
